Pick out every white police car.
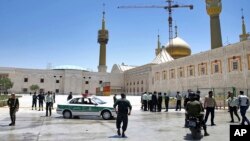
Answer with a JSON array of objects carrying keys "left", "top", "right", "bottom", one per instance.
[{"left": 56, "top": 96, "right": 116, "bottom": 120}]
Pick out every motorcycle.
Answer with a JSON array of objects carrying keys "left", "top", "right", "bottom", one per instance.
[{"left": 188, "top": 116, "right": 202, "bottom": 139}]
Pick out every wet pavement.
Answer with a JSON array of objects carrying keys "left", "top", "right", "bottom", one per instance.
[{"left": 0, "top": 95, "right": 249, "bottom": 141}]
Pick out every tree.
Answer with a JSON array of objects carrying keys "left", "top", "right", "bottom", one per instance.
[
  {"left": 30, "top": 84, "right": 40, "bottom": 93},
  {"left": 0, "top": 78, "right": 13, "bottom": 93}
]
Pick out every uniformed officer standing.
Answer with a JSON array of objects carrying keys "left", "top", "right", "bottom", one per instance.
[
  {"left": 45, "top": 92, "right": 54, "bottom": 116},
  {"left": 113, "top": 93, "right": 132, "bottom": 137},
  {"left": 152, "top": 91, "right": 158, "bottom": 112},
  {"left": 32, "top": 92, "right": 37, "bottom": 110},
  {"left": 164, "top": 93, "right": 169, "bottom": 112},
  {"left": 238, "top": 91, "right": 250, "bottom": 125},
  {"left": 157, "top": 92, "right": 162, "bottom": 112},
  {"left": 7, "top": 93, "right": 19, "bottom": 126},
  {"left": 38, "top": 92, "right": 44, "bottom": 111}
]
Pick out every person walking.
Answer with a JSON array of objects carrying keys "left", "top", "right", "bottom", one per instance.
[
  {"left": 67, "top": 92, "right": 73, "bottom": 101},
  {"left": 113, "top": 93, "right": 132, "bottom": 137},
  {"left": 45, "top": 92, "right": 54, "bottom": 116},
  {"left": 227, "top": 91, "right": 240, "bottom": 123},
  {"left": 157, "top": 92, "right": 162, "bottom": 112},
  {"left": 164, "top": 93, "right": 170, "bottom": 112},
  {"left": 238, "top": 91, "right": 250, "bottom": 125},
  {"left": 32, "top": 92, "right": 37, "bottom": 110},
  {"left": 204, "top": 91, "right": 217, "bottom": 126},
  {"left": 175, "top": 91, "right": 182, "bottom": 111},
  {"left": 38, "top": 92, "right": 44, "bottom": 111},
  {"left": 7, "top": 93, "right": 19, "bottom": 126}
]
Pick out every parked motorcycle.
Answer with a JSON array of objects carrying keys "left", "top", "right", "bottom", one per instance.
[{"left": 188, "top": 116, "right": 202, "bottom": 139}]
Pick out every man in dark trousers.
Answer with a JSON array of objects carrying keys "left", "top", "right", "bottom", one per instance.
[
  {"left": 38, "top": 92, "right": 45, "bottom": 111},
  {"left": 238, "top": 91, "right": 250, "bottom": 125},
  {"left": 7, "top": 93, "right": 19, "bottom": 126},
  {"left": 176, "top": 91, "right": 182, "bottom": 111},
  {"left": 113, "top": 93, "right": 132, "bottom": 138},
  {"left": 157, "top": 92, "right": 162, "bottom": 112},
  {"left": 164, "top": 93, "right": 169, "bottom": 112},
  {"left": 152, "top": 91, "right": 158, "bottom": 112},
  {"left": 32, "top": 92, "right": 37, "bottom": 110}
]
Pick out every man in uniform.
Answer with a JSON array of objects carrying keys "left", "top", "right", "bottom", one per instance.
[
  {"left": 7, "top": 93, "right": 19, "bottom": 126},
  {"left": 142, "top": 92, "right": 148, "bottom": 111},
  {"left": 164, "top": 93, "right": 169, "bottom": 112},
  {"left": 113, "top": 93, "right": 132, "bottom": 137},
  {"left": 38, "top": 92, "right": 45, "bottom": 111},
  {"left": 32, "top": 92, "right": 37, "bottom": 110},
  {"left": 186, "top": 93, "right": 209, "bottom": 136},
  {"left": 157, "top": 92, "right": 162, "bottom": 112}
]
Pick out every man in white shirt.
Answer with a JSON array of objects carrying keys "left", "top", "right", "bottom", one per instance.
[
  {"left": 227, "top": 91, "right": 240, "bottom": 123},
  {"left": 238, "top": 91, "right": 250, "bottom": 125},
  {"left": 45, "top": 92, "right": 54, "bottom": 117}
]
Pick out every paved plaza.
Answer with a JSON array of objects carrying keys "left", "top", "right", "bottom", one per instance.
[{"left": 0, "top": 95, "right": 249, "bottom": 141}]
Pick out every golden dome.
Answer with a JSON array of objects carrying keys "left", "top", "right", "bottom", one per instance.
[{"left": 165, "top": 37, "right": 191, "bottom": 59}]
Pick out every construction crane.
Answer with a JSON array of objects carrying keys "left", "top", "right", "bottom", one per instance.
[{"left": 118, "top": 0, "right": 193, "bottom": 48}]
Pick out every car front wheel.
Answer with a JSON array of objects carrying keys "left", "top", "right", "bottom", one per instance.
[
  {"left": 63, "top": 110, "right": 72, "bottom": 119},
  {"left": 101, "top": 110, "right": 111, "bottom": 120}
]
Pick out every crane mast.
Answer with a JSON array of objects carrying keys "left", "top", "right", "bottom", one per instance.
[{"left": 118, "top": 0, "right": 193, "bottom": 48}]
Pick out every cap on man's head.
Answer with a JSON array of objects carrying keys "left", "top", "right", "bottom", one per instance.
[
  {"left": 177, "top": 91, "right": 180, "bottom": 93},
  {"left": 196, "top": 90, "right": 200, "bottom": 94},
  {"left": 240, "top": 91, "right": 244, "bottom": 94},
  {"left": 209, "top": 91, "right": 213, "bottom": 94}
]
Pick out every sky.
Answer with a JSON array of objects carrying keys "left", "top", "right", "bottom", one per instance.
[{"left": 0, "top": 0, "right": 249, "bottom": 72}]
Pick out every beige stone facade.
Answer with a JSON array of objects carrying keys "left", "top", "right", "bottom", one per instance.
[
  {"left": 1, "top": 40, "right": 250, "bottom": 95},
  {"left": 149, "top": 40, "right": 250, "bottom": 94}
]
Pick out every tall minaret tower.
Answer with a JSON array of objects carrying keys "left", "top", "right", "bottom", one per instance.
[
  {"left": 98, "top": 8, "right": 109, "bottom": 73},
  {"left": 205, "top": 0, "right": 223, "bottom": 49},
  {"left": 155, "top": 34, "right": 161, "bottom": 56},
  {"left": 239, "top": 9, "right": 250, "bottom": 41}
]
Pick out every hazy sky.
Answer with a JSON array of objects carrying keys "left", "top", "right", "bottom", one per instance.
[{"left": 0, "top": 0, "right": 249, "bottom": 72}]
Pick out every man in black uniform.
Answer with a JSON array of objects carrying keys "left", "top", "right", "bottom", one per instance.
[
  {"left": 7, "top": 93, "right": 19, "bottom": 126},
  {"left": 152, "top": 91, "right": 158, "bottom": 112},
  {"left": 164, "top": 93, "right": 169, "bottom": 112},
  {"left": 32, "top": 92, "right": 37, "bottom": 110},
  {"left": 38, "top": 92, "right": 44, "bottom": 111},
  {"left": 113, "top": 93, "right": 132, "bottom": 137},
  {"left": 157, "top": 92, "right": 162, "bottom": 112}
]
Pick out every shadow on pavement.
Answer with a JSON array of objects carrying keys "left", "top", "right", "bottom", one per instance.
[{"left": 108, "top": 135, "right": 128, "bottom": 138}]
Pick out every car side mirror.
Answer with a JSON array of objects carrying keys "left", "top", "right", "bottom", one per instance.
[{"left": 94, "top": 103, "right": 98, "bottom": 106}]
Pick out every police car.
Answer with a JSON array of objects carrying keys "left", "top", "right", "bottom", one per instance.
[{"left": 56, "top": 96, "right": 116, "bottom": 120}]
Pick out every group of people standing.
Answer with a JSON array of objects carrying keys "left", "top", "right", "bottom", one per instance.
[
  {"left": 31, "top": 91, "right": 55, "bottom": 116},
  {"left": 141, "top": 91, "right": 170, "bottom": 112}
]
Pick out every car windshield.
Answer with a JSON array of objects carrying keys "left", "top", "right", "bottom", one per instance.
[{"left": 92, "top": 97, "right": 106, "bottom": 104}]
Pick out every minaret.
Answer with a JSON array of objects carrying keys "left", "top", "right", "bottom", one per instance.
[
  {"left": 98, "top": 9, "right": 109, "bottom": 73},
  {"left": 155, "top": 34, "right": 161, "bottom": 56},
  {"left": 205, "top": 0, "right": 223, "bottom": 49},
  {"left": 239, "top": 9, "right": 250, "bottom": 41}
]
